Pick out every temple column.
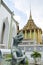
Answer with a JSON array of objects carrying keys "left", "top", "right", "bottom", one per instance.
[
  {"left": 30, "top": 30, "right": 31, "bottom": 39},
  {"left": 8, "top": 12, "right": 14, "bottom": 48},
  {"left": 38, "top": 29, "right": 40, "bottom": 44},
  {"left": 34, "top": 29, "right": 36, "bottom": 40},
  {"left": 40, "top": 31, "right": 42, "bottom": 43},
  {"left": 25, "top": 30, "right": 27, "bottom": 39}
]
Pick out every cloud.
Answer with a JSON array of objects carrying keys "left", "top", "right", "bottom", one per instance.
[
  {"left": 9, "top": 0, "right": 43, "bottom": 30},
  {"left": 14, "top": 15, "right": 21, "bottom": 23},
  {"left": 14, "top": 15, "right": 22, "bottom": 29},
  {"left": 14, "top": 15, "right": 26, "bottom": 29},
  {"left": 11, "top": 0, "right": 30, "bottom": 14}
]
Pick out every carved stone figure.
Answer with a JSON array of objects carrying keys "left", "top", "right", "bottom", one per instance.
[
  {"left": 6, "top": 32, "right": 26, "bottom": 65},
  {"left": 11, "top": 32, "right": 26, "bottom": 65}
]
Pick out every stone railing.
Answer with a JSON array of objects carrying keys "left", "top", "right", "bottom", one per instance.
[{"left": 18, "top": 44, "right": 43, "bottom": 52}]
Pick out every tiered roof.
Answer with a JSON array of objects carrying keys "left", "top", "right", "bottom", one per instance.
[{"left": 23, "top": 10, "right": 42, "bottom": 31}]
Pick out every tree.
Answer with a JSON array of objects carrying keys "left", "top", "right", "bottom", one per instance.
[{"left": 31, "top": 51, "right": 41, "bottom": 65}]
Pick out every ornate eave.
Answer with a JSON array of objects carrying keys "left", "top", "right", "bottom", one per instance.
[
  {"left": 23, "top": 20, "right": 38, "bottom": 29},
  {"left": 19, "top": 9, "right": 42, "bottom": 34},
  {"left": 23, "top": 11, "right": 42, "bottom": 33}
]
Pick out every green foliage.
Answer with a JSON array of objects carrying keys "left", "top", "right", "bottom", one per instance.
[
  {"left": 31, "top": 51, "right": 41, "bottom": 59},
  {"left": 20, "top": 57, "right": 29, "bottom": 65},
  {"left": 5, "top": 54, "right": 12, "bottom": 59},
  {"left": 31, "top": 51, "right": 41, "bottom": 64},
  {"left": 25, "top": 59, "right": 29, "bottom": 65}
]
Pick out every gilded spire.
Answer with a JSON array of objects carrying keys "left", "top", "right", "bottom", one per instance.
[
  {"left": 29, "top": 0, "right": 32, "bottom": 20},
  {"left": 29, "top": 9, "right": 32, "bottom": 20}
]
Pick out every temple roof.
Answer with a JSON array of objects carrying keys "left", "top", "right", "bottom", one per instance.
[
  {"left": 23, "top": 19, "right": 39, "bottom": 30},
  {"left": 23, "top": 10, "right": 42, "bottom": 31}
]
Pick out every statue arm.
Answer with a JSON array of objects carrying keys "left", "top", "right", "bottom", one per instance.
[
  {"left": 13, "top": 52, "right": 17, "bottom": 59},
  {"left": 15, "top": 54, "right": 25, "bottom": 59},
  {"left": 16, "top": 54, "right": 25, "bottom": 63}
]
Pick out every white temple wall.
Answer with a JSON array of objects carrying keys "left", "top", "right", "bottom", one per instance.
[
  {"left": 0, "top": 0, "right": 18, "bottom": 49},
  {"left": 11, "top": 19, "right": 17, "bottom": 48},
  {"left": 0, "top": 3, "right": 11, "bottom": 48}
]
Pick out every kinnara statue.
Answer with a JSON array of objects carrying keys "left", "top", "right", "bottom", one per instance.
[
  {"left": 11, "top": 32, "right": 26, "bottom": 65},
  {"left": 6, "top": 32, "right": 27, "bottom": 65}
]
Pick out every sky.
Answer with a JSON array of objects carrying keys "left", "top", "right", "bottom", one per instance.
[{"left": 3, "top": 0, "right": 43, "bottom": 31}]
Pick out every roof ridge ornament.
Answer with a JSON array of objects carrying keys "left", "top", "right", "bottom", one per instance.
[
  {"left": 29, "top": 0, "right": 32, "bottom": 20},
  {"left": 29, "top": 9, "right": 32, "bottom": 20}
]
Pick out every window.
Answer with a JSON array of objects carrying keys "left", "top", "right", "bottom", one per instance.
[{"left": 1, "top": 22, "right": 5, "bottom": 44}]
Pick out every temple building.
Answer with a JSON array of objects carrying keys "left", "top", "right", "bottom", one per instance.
[
  {"left": 0, "top": 0, "right": 19, "bottom": 49},
  {"left": 20, "top": 10, "right": 42, "bottom": 44}
]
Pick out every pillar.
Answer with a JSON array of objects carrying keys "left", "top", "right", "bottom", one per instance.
[
  {"left": 40, "top": 31, "right": 42, "bottom": 43},
  {"left": 8, "top": 12, "right": 14, "bottom": 48},
  {"left": 38, "top": 29, "right": 40, "bottom": 44},
  {"left": 30, "top": 30, "right": 31, "bottom": 39},
  {"left": 34, "top": 29, "right": 36, "bottom": 40},
  {"left": 25, "top": 30, "right": 27, "bottom": 39}
]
